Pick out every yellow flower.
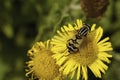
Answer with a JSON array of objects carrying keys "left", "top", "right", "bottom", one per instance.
[
  {"left": 26, "top": 40, "right": 63, "bottom": 80},
  {"left": 51, "top": 19, "right": 113, "bottom": 80}
]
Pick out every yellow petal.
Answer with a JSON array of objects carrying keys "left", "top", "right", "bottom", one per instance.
[
  {"left": 97, "top": 37, "right": 110, "bottom": 45},
  {"left": 89, "top": 62, "right": 101, "bottom": 78},
  {"left": 57, "top": 30, "right": 64, "bottom": 37},
  {"left": 52, "top": 53, "right": 64, "bottom": 61},
  {"left": 77, "top": 65, "right": 81, "bottom": 80},
  {"left": 96, "top": 59, "right": 108, "bottom": 71},
  {"left": 82, "top": 66, "right": 88, "bottom": 80},
  {"left": 76, "top": 19, "right": 82, "bottom": 28},
  {"left": 101, "top": 52, "right": 112, "bottom": 57},
  {"left": 56, "top": 56, "right": 67, "bottom": 66},
  {"left": 68, "top": 24, "right": 75, "bottom": 30},
  {"left": 63, "top": 25, "right": 70, "bottom": 31},
  {"left": 98, "top": 46, "right": 113, "bottom": 51},
  {"left": 95, "top": 27, "right": 103, "bottom": 42},
  {"left": 98, "top": 52, "right": 111, "bottom": 63},
  {"left": 70, "top": 70, "right": 76, "bottom": 79},
  {"left": 95, "top": 61, "right": 105, "bottom": 74},
  {"left": 70, "top": 63, "right": 79, "bottom": 73},
  {"left": 91, "top": 24, "right": 96, "bottom": 31}
]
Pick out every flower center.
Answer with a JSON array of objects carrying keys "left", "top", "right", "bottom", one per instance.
[
  {"left": 68, "top": 31, "right": 98, "bottom": 65},
  {"left": 33, "top": 49, "right": 60, "bottom": 79}
]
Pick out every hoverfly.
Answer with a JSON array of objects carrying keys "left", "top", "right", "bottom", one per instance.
[{"left": 66, "top": 23, "right": 91, "bottom": 53}]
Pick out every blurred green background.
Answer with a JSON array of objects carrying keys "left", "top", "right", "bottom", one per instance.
[{"left": 0, "top": 0, "right": 120, "bottom": 80}]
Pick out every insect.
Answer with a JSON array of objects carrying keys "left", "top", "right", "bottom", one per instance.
[{"left": 66, "top": 23, "right": 91, "bottom": 53}]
